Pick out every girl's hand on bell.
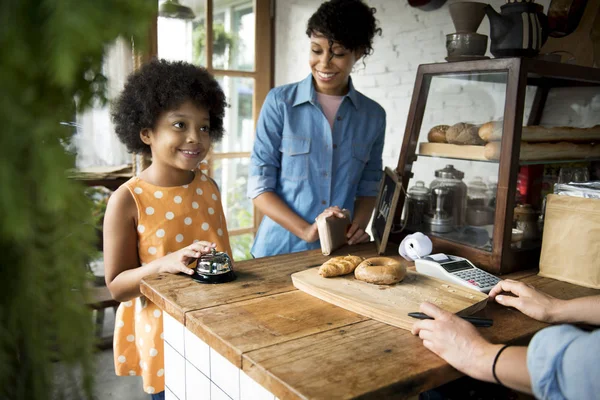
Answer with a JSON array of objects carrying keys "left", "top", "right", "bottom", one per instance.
[{"left": 157, "top": 241, "right": 216, "bottom": 275}]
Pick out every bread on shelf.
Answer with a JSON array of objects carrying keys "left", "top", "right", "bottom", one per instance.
[
  {"left": 446, "top": 122, "right": 486, "bottom": 145},
  {"left": 419, "top": 141, "right": 600, "bottom": 161},
  {"left": 427, "top": 125, "right": 450, "bottom": 143},
  {"left": 483, "top": 141, "right": 600, "bottom": 161},
  {"left": 479, "top": 121, "right": 600, "bottom": 143}
]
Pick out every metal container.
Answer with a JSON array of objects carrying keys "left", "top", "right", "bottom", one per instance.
[
  {"left": 192, "top": 248, "right": 236, "bottom": 284},
  {"left": 424, "top": 187, "right": 454, "bottom": 233}
]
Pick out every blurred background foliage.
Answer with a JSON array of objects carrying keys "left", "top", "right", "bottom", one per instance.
[{"left": 0, "top": 1, "right": 154, "bottom": 398}]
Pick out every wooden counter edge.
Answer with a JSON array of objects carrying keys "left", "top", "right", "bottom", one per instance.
[{"left": 140, "top": 278, "right": 186, "bottom": 324}]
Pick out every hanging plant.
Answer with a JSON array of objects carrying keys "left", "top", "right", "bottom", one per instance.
[
  {"left": 193, "top": 21, "right": 236, "bottom": 65},
  {"left": 0, "top": 1, "right": 155, "bottom": 399}
]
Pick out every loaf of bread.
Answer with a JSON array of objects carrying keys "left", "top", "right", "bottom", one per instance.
[
  {"left": 479, "top": 121, "right": 600, "bottom": 143},
  {"left": 318, "top": 255, "right": 363, "bottom": 278},
  {"left": 427, "top": 125, "right": 450, "bottom": 143},
  {"left": 446, "top": 122, "right": 486, "bottom": 146},
  {"left": 484, "top": 141, "right": 600, "bottom": 161}
]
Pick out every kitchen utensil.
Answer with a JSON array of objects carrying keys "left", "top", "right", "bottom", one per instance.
[
  {"left": 449, "top": 1, "right": 488, "bottom": 33},
  {"left": 445, "top": 55, "right": 490, "bottom": 62},
  {"left": 425, "top": 187, "right": 455, "bottom": 233},
  {"left": 485, "top": 0, "right": 548, "bottom": 57},
  {"left": 446, "top": 32, "right": 488, "bottom": 57},
  {"left": 408, "top": 0, "right": 447, "bottom": 11},
  {"left": 291, "top": 267, "right": 488, "bottom": 331},
  {"left": 192, "top": 248, "right": 236, "bottom": 284}
]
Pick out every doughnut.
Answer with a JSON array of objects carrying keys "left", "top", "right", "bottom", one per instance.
[{"left": 354, "top": 257, "right": 406, "bottom": 285}]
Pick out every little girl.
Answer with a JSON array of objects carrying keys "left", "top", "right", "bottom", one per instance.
[{"left": 104, "top": 59, "right": 231, "bottom": 399}]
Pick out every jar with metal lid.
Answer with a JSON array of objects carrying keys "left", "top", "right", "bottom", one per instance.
[
  {"left": 467, "top": 176, "right": 488, "bottom": 207},
  {"left": 405, "top": 181, "right": 430, "bottom": 230},
  {"left": 429, "top": 165, "right": 467, "bottom": 227}
]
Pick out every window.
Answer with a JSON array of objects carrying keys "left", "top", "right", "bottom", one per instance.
[{"left": 156, "top": 0, "right": 273, "bottom": 260}]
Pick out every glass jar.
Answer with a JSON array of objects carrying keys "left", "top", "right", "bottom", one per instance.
[
  {"left": 405, "top": 181, "right": 430, "bottom": 230},
  {"left": 429, "top": 165, "right": 467, "bottom": 227},
  {"left": 513, "top": 204, "right": 539, "bottom": 240},
  {"left": 467, "top": 176, "right": 488, "bottom": 207}
]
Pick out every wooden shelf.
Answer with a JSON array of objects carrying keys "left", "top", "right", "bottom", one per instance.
[{"left": 418, "top": 142, "right": 600, "bottom": 165}]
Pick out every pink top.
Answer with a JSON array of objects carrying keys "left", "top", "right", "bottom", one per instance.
[{"left": 316, "top": 92, "right": 344, "bottom": 130}]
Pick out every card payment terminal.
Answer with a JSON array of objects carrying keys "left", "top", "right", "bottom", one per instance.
[{"left": 415, "top": 253, "right": 501, "bottom": 293}]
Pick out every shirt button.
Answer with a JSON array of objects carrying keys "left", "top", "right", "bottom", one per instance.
[
  {"left": 323, "top": 172, "right": 328, "bottom": 177},
  {"left": 333, "top": 144, "right": 338, "bottom": 149},
  {"left": 336, "top": 116, "right": 342, "bottom": 121},
  {"left": 321, "top": 200, "right": 326, "bottom": 205}
]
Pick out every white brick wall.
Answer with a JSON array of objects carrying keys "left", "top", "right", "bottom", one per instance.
[{"left": 274, "top": 0, "right": 600, "bottom": 187}]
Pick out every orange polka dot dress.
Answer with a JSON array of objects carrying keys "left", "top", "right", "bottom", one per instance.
[{"left": 113, "top": 170, "right": 232, "bottom": 394}]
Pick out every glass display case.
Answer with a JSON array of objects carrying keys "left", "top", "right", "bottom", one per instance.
[{"left": 392, "top": 58, "right": 600, "bottom": 274}]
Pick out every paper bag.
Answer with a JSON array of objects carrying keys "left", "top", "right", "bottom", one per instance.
[
  {"left": 539, "top": 194, "right": 600, "bottom": 289},
  {"left": 316, "top": 210, "right": 351, "bottom": 256}
]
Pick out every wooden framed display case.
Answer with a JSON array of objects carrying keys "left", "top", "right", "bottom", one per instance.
[{"left": 392, "top": 58, "right": 600, "bottom": 275}]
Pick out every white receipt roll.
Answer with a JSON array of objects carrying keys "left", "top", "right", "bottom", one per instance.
[{"left": 399, "top": 232, "right": 433, "bottom": 261}]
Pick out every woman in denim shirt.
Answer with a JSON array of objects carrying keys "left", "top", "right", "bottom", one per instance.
[
  {"left": 247, "top": 0, "right": 385, "bottom": 257},
  {"left": 412, "top": 280, "right": 600, "bottom": 399}
]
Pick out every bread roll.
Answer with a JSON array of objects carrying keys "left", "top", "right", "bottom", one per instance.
[
  {"left": 319, "top": 255, "right": 363, "bottom": 277},
  {"left": 446, "top": 123, "right": 486, "bottom": 146},
  {"left": 479, "top": 121, "right": 600, "bottom": 143},
  {"left": 427, "top": 125, "right": 450, "bottom": 143},
  {"left": 484, "top": 141, "right": 600, "bottom": 161},
  {"left": 479, "top": 121, "right": 503, "bottom": 142},
  {"left": 354, "top": 257, "right": 406, "bottom": 285}
]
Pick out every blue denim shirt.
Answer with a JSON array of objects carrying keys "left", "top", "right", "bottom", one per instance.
[
  {"left": 527, "top": 325, "right": 600, "bottom": 399},
  {"left": 247, "top": 74, "right": 386, "bottom": 257}
]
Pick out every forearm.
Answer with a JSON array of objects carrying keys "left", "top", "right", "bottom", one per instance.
[
  {"left": 551, "top": 295, "right": 600, "bottom": 325},
  {"left": 471, "top": 344, "right": 532, "bottom": 394},
  {"left": 253, "top": 192, "right": 311, "bottom": 241},
  {"left": 107, "top": 261, "right": 163, "bottom": 302},
  {"left": 353, "top": 196, "right": 376, "bottom": 228}
]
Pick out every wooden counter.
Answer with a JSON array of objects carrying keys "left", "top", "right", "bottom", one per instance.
[{"left": 141, "top": 242, "right": 598, "bottom": 400}]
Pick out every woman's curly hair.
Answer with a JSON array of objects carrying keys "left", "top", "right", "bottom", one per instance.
[
  {"left": 111, "top": 59, "right": 227, "bottom": 155},
  {"left": 306, "top": 0, "right": 382, "bottom": 58}
]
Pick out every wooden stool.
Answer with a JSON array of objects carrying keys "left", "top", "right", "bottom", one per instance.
[{"left": 87, "top": 284, "right": 119, "bottom": 350}]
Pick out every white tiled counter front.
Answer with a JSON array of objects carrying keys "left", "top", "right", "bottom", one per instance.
[{"left": 163, "top": 312, "right": 277, "bottom": 400}]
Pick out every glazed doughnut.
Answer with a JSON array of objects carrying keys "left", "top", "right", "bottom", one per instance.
[{"left": 354, "top": 257, "right": 406, "bottom": 285}]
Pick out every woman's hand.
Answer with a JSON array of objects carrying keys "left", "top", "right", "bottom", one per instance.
[
  {"left": 411, "top": 302, "right": 500, "bottom": 382},
  {"left": 304, "top": 206, "right": 349, "bottom": 243},
  {"left": 156, "top": 241, "right": 216, "bottom": 275},
  {"left": 488, "top": 279, "right": 561, "bottom": 323},
  {"left": 346, "top": 223, "right": 370, "bottom": 245}
]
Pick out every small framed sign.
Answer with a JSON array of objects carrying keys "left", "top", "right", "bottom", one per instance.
[{"left": 371, "top": 167, "right": 403, "bottom": 254}]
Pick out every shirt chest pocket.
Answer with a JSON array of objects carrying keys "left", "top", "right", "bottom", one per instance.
[
  {"left": 279, "top": 136, "right": 311, "bottom": 181},
  {"left": 348, "top": 142, "right": 371, "bottom": 184}
]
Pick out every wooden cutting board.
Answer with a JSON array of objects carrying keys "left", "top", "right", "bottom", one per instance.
[{"left": 292, "top": 268, "right": 488, "bottom": 331}]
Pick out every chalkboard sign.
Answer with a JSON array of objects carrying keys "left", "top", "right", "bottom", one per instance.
[{"left": 371, "top": 167, "right": 403, "bottom": 254}]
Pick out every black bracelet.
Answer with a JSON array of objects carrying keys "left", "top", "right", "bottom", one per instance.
[{"left": 492, "top": 344, "right": 512, "bottom": 386}]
